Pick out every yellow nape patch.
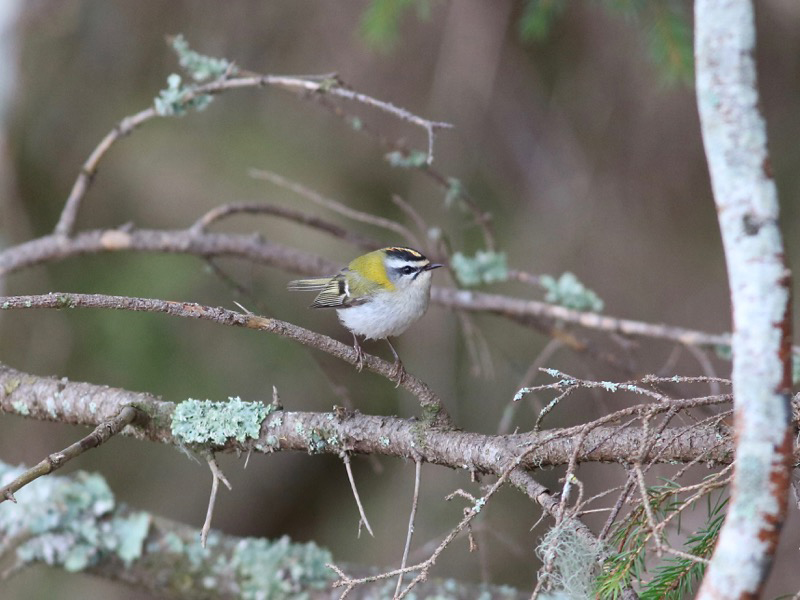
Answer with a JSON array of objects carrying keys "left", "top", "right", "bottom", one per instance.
[{"left": 349, "top": 250, "right": 395, "bottom": 290}]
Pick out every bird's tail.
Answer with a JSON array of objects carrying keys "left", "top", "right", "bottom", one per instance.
[{"left": 287, "top": 278, "right": 331, "bottom": 292}]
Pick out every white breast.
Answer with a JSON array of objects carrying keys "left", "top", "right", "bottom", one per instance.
[{"left": 336, "top": 275, "right": 432, "bottom": 340}]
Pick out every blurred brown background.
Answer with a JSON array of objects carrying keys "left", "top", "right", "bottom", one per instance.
[{"left": 1, "top": 1, "right": 799, "bottom": 598}]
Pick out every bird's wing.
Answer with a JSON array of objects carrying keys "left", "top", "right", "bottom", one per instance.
[
  {"left": 309, "top": 269, "right": 383, "bottom": 309},
  {"left": 309, "top": 275, "right": 348, "bottom": 308},
  {"left": 287, "top": 277, "right": 332, "bottom": 292}
]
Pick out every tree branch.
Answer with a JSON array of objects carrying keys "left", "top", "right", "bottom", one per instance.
[
  {"left": 0, "top": 227, "right": 741, "bottom": 355},
  {"left": 694, "top": 1, "right": 793, "bottom": 597},
  {"left": 53, "top": 70, "right": 451, "bottom": 238},
  {"left": 0, "top": 363, "right": 736, "bottom": 478},
  {"left": 0, "top": 293, "right": 450, "bottom": 426},
  {"left": 0, "top": 460, "right": 526, "bottom": 599}
]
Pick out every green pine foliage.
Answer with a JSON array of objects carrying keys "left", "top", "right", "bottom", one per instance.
[
  {"left": 541, "top": 272, "right": 604, "bottom": 312},
  {"left": 639, "top": 494, "right": 726, "bottom": 599},
  {"left": 596, "top": 480, "right": 726, "bottom": 599},
  {"left": 646, "top": 3, "right": 694, "bottom": 85}
]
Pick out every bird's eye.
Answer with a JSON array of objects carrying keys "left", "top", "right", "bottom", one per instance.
[{"left": 400, "top": 266, "right": 415, "bottom": 275}]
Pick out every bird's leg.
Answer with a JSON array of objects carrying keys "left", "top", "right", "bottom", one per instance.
[
  {"left": 385, "top": 338, "right": 406, "bottom": 387},
  {"left": 351, "top": 332, "right": 365, "bottom": 371}
]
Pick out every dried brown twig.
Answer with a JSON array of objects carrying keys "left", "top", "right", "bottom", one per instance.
[
  {"left": 342, "top": 453, "right": 375, "bottom": 538},
  {"left": 0, "top": 405, "right": 144, "bottom": 504},
  {"left": 201, "top": 454, "right": 232, "bottom": 548},
  {"left": 249, "top": 169, "right": 422, "bottom": 249}
]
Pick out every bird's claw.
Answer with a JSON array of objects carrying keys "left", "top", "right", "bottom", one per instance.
[
  {"left": 390, "top": 360, "right": 407, "bottom": 388},
  {"left": 353, "top": 340, "right": 365, "bottom": 372}
]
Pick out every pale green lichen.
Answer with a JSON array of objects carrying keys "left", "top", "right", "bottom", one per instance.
[
  {"left": 170, "top": 34, "right": 234, "bottom": 82},
  {"left": 231, "top": 536, "right": 333, "bottom": 599},
  {"left": 154, "top": 73, "right": 213, "bottom": 117},
  {"left": 306, "top": 429, "right": 338, "bottom": 454},
  {"left": 600, "top": 381, "right": 618, "bottom": 392},
  {"left": 535, "top": 517, "right": 604, "bottom": 600},
  {"left": 154, "top": 36, "right": 236, "bottom": 117},
  {"left": 385, "top": 149, "right": 428, "bottom": 168},
  {"left": 45, "top": 397, "right": 58, "bottom": 418},
  {"left": 451, "top": 250, "right": 509, "bottom": 286},
  {"left": 171, "top": 397, "right": 270, "bottom": 445},
  {"left": 444, "top": 177, "right": 465, "bottom": 209},
  {"left": 541, "top": 272, "right": 604, "bottom": 312},
  {"left": 11, "top": 400, "right": 29, "bottom": 415},
  {"left": 0, "top": 462, "right": 150, "bottom": 571}
]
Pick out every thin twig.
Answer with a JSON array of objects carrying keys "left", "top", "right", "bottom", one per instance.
[
  {"left": 684, "top": 343, "right": 722, "bottom": 397},
  {"left": 455, "top": 309, "right": 495, "bottom": 380},
  {"left": 240, "top": 73, "right": 453, "bottom": 166},
  {"left": 0, "top": 405, "right": 142, "bottom": 504},
  {"left": 394, "top": 459, "right": 422, "bottom": 598},
  {"left": 507, "top": 269, "right": 542, "bottom": 287},
  {"left": 499, "top": 338, "right": 563, "bottom": 435},
  {"left": 249, "top": 169, "right": 421, "bottom": 248},
  {"left": 430, "top": 287, "right": 733, "bottom": 349},
  {"left": 390, "top": 195, "right": 428, "bottom": 252},
  {"left": 201, "top": 454, "right": 232, "bottom": 548},
  {"left": 55, "top": 108, "right": 156, "bottom": 236},
  {"left": 192, "top": 201, "right": 381, "bottom": 250},
  {"left": 343, "top": 453, "right": 374, "bottom": 538},
  {"left": 633, "top": 462, "right": 661, "bottom": 556}
]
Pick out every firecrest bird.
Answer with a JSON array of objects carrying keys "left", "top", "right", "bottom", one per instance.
[{"left": 288, "top": 247, "right": 443, "bottom": 383}]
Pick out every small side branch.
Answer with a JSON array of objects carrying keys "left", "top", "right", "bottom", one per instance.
[
  {"left": 343, "top": 453, "right": 374, "bottom": 538},
  {"left": 245, "top": 74, "right": 452, "bottom": 165},
  {"left": 249, "top": 169, "right": 422, "bottom": 248},
  {"left": 54, "top": 109, "right": 156, "bottom": 237},
  {"left": 191, "top": 201, "right": 381, "bottom": 250},
  {"left": 395, "top": 459, "right": 422, "bottom": 597},
  {"left": 0, "top": 405, "right": 143, "bottom": 504},
  {"left": 201, "top": 454, "right": 232, "bottom": 548}
]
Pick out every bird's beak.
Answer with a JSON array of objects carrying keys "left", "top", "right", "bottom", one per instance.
[{"left": 425, "top": 263, "right": 444, "bottom": 271}]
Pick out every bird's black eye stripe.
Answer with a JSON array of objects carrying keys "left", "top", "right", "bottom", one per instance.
[{"left": 400, "top": 266, "right": 416, "bottom": 275}]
